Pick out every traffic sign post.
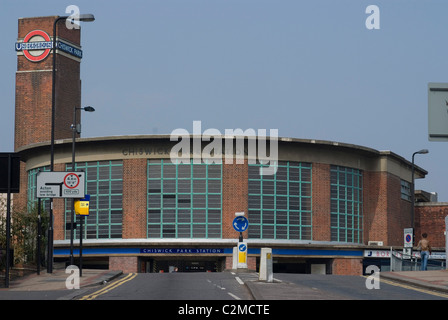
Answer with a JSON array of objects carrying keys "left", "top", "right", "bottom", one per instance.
[
  {"left": 36, "top": 172, "right": 85, "bottom": 198},
  {"left": 232, "top": 215, "right": 249, "bottom": 242},
  {"left": 75, "top": 194, "right": 90, "bottom": 277},
  {"left": 37, "top": 171, "right": 85, "bottom": 272},
  {"left": 403, "top": 228, "right": 413, "bottom": 259},
  {"left": 404, "top": 228, "right": 413, "bottom": 247},
  {"left": 232, "top": 214, "right": 249, "bottom": 269}
]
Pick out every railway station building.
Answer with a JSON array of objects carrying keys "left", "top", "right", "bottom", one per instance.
[{"left": 11, "top": 15, "right": 445, "bottom": 275}]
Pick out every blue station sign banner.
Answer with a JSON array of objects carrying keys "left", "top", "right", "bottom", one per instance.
[
  {"left": 140, "top": 248, "right": 225, "bottom": 254},
  {"left": 15, "top": 40, "right": 83, "bottom": 59},
  {"left": 54, "top": 247, "right": 363, "bottom": 257},
  {"left": 55, "top": 40, "right": 83, "bottom": 59}
]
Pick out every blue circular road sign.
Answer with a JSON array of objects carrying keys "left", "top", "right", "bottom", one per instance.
[{"left": 233, "top": 216, "right": 249, "bottom": 232}]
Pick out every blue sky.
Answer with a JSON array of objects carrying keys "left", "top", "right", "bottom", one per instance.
[{"left": 1, "top": 0, "right": 448, "bottom": 201}]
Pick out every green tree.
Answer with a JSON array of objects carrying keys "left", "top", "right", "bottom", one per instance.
[{"left": 0, "top": 199, "right": 49, "bottom": 270}]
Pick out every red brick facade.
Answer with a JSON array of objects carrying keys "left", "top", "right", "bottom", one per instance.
[
  {"left": 312, "top": 163, "right": 331, "bottom": 241},
  {"left": 363, "top": 171, "right": 412, "bottom": 246},
  {"left": 122, "top": 159, "right": 147, "bottom": 239},
  {"left": 110, "top": 256, "right": 139, "bottom": 273},
  {"left": 222, "top": 160, "right": 248, "bottom": 240},
  {"left": 332, "top": 258, "right": 363, "bottom": 275},
  {"left": 415, "top": 203, "right": 448, "bottom": 248}
]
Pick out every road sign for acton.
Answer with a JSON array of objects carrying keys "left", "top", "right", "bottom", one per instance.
[{"left": 36, "top": 172, "right": 85, "bottom": 198}]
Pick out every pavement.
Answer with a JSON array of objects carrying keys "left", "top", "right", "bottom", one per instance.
[
  {"left": 244, "top": 269, "right": 448, "bottom": 300},
  {"left": 0, "top": 267, "right": 447, "bottom": 300},
  {"left": 0, "top": 268, "right": 122, "bottom": 294},
  {"left": 380, "top": 269, "right": 448, "bottom": 294}
]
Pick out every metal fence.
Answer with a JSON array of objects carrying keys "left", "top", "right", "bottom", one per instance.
[{"left": 390, "top": 249, "right": 446, "bottom": 271}]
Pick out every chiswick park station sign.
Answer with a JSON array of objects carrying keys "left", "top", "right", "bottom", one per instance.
[
  {"left": 140, "top": 248, "right": 225, "bottom": 254},
  {"left": 15, "top": 29, "right": 82, "bottom": 62}
]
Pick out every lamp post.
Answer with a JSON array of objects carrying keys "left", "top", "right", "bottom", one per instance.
[
  {"left": 49, "top": 13, "right": 95, "bottom": 273},
  {"left": 70, "top": 106, "right": 95, "bottom": 268},
  {"left": 410, "top": 149, "right": 429, "bottom": 232}
]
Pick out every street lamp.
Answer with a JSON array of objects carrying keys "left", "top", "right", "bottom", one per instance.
[
  {"left": 410, "top": 149, "right": 429, "bottom": 232},
  {"left": 50, "top": 14, "right": 96, "bottom": 170},
  {"left": 69, "top": 106, "right": 95, "bottom": 268},
  {"left": 48, "top": 13, "right": 95, "bottom": 273}
]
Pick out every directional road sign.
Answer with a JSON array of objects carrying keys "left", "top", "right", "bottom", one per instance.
[
  {"left": 238, "top": 242, "right": 247, "bottom": 265},
  {"left": 428, "top": 83, "right": 448, "bottom": 141},
  {"left": 233, "top": 216, "right": 249, "bottom": 232},
  {"left": 36, "top": 172, "right": 85, "bottom": 198}
]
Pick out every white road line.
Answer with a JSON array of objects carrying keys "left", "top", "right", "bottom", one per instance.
[
  {"left": 235, "top": 276, "right": 244, "bottom": 285},
  {"left": 228, "top": 292, "right": 241, "bottom": 300}
]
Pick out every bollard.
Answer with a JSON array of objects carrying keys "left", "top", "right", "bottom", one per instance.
[
  {"left": 232, "top": 247, "right": 238, "bottom": 269},
  {"left": 259, "top": 248, "right": 273, "bottom": 282}
]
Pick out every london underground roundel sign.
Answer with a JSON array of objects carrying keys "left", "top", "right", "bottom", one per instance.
[{"left": 16, "top": 30, "right": 53, "bottom": 62}]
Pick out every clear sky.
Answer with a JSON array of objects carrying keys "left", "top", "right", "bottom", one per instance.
[{"left": 1, "top": 0, "right": 448, "bottom": 201}]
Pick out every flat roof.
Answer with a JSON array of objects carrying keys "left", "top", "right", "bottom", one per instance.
[{"left": 16, "top": 134, "right": 428, "bottom": 177}]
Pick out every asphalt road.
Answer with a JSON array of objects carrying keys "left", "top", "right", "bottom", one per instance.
[
  {"left": 273, "top": 273, "right": 448, "bottom": 300},
  {"left": 79, "top": 272, "right": 256, "bottom": 300},
  {"left": 1, "top": 271, "right": 447, "bottom": 301},
  {"left": 75, "top": 272, "right": 448, "bottom": 301}
]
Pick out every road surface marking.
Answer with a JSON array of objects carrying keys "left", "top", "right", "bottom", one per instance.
[
  {"left": 362, "top": 275, "right": 448, "bottom": 299},
  {"left": 235, "top": 276, "right": 244, "bottom": 285},
  {"left": 80, "top": 273, "right": 137, "bottom": 300},
  {"left": 228, "top": 292, "right": 241, "bottom": 300}
]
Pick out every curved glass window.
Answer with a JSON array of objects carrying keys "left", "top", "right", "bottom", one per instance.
[
  {"left": 66, "top": 161, "right": 123, "bottom": 239},
  {"left": 330, "top": 165, "right": 363, "bottom": 243},
  {"left": 147, "top": 159, "right": 222, "bottom": 239},
  {"left": 248, "top": 161, "right": 312, "bottom": 240}
]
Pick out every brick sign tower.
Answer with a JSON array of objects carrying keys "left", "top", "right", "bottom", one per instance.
[
  {"left": 14, "top": 16, "right": 84, "bottom": 212},
  {"left": 14, "top": 16, "right": 82, "bottom": 151}
]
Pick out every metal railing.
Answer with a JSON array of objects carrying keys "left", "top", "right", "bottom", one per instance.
[{"left": 390, "top": 249, "right": 446, "bottom": 271}]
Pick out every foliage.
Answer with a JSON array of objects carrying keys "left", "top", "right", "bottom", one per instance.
[{"left": 0, "top": 198, "right": 49, "bottom": 270}]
